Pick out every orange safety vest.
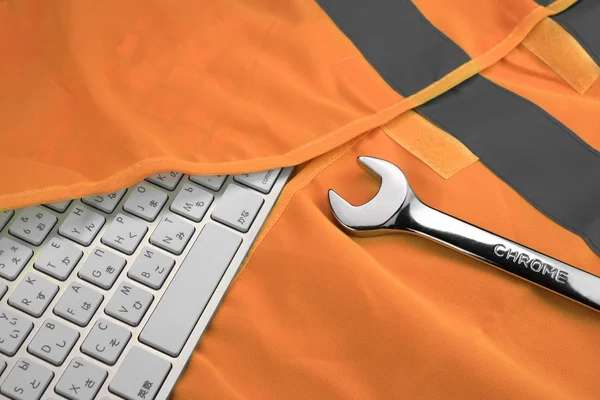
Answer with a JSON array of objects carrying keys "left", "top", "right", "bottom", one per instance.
[{"left": 1, "top": 0, "right": 600, "bottom": 398}]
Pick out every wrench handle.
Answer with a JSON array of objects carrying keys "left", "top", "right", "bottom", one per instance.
[{"left": 405, "top": 200, "right": 600, "bottom": 312}]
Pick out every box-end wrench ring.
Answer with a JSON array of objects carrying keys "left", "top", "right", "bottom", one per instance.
[{"left": 328, "top": 156, "right": 600, "bottom": 313}]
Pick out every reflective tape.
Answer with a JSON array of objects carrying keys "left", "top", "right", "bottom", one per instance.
[{"left": 554, "top": 0, "right": 600, "bottom": 64}]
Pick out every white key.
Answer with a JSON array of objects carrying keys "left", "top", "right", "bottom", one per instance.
[
  {"left": 28, "top": 319, "right": 79, "bottom": 366},
  {"left": 128, "top": 247, "right": 175, "bottom": 289},
  {"left": 0, "top": 209, "right": 14, "bottom": 230},
  {"left": 9, "top": 206, "right": 57, "bottom": 246},
  {"left": 0, "top": 238, "right": 32, "bottom": 281},
  {"left": 234, "top": 168, "right": 281, "bottom": 194},
  {"left": 8, "top": 273, "right": 59, "bottom": 317},
  {"left": 189, "top": 174, "right": 227, "bottom": 191},
  {"left": 44, "top": 200, "right": 72, "bottom": 213},
  {"left": 146, "top": 172, "right": 183, "bottom": 191},
  {"left": 105, "top": 282, "right": 153, "bottom": 327},
  {"left": 0, "top": 358, "right": 53, "bottom": 400},
  {"left": 108, "top": 347, "right": 171, "bottom": 400},
  {"left": 0, "top": 284, "right": 6, "bottom": 300},
  {"left": 82, "top": 189, "right": 127, "bottom": 214},
  {"left": 55, "top": 357, "right": 107, "bottom": 400},
  {"left": 34, "top": 237, "right": 83, "bottom": 281},
  {"left": 211, "top": 184, "right": 264, "bottom": 233},
  {"left": 81, "top": 318, "right": 131, "bottom": 365},
  {"left": 78, "top": 248, "right": 126, "bottom": 290},
  {"left": 170, "top": 182, "right": 214, "bottom": 222},
  {"left": 54, "top": 283, "right": 103, "bottom": 327},
  {"left": 0, "top": 307, "right": 33, "bottom": 356},
  {"left": 101, "top": 213, "right": 148, "bottom": 255},
  {"left": 149, "top": 214, "right": 194, "bottom": 255},
  {"left": 59, "top": 205, "right": 106, "bottom": 246},
  {"left": 123, "top": 183, "right": 168, "bottom": 222},
  {"left": 140, "top": 223, "right": 241, "bottom": 356},
  {"left": 0, "top": 360, "right": 5, "bottom": 376}
]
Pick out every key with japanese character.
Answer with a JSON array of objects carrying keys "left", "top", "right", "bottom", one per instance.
[
  {"left": 82, "top": 189, "right": 127, "bottom": 214},
  {"left": 0, "top": 237, "right": 33, "bottom": 281},
  {"left": 78, "top": 247, "right": 126, "bottom": 290},
  {"left": 211, "top": 183, "right": 264, "bottom": 233},
  {"left": 0, "top": 209, "right": 14, "bottom": 231},
  {"left": 149, "top": 214, "right": 195, "bottom": 255},
  {"left": 44, "top": 200, "right": 73, "bottom": 213},
  {"left": 59, "top": 205, "right": 106, "bottom": 246},
  {"left": 189, "top": 174, "right": 228, "bottom": 191},
  {"left": 55, "top": 357, "right": 108, "bottom": 400},
  {"left": 28, "top": 319, "right": 79, "bottom": 366},
  {"left": 105, "top": 282, "right": 153, "bottom": 326},
  {"left": 0, "top": 307, "right": 33, "bottom": 356},
  {"left": 8, "top": 272, "right": 59, "bottom": 317},
  {"left": 54, "top": 283, "right": 103, "bottom": 327},
  {"left": 34, "top": 237, "right": 83, "bottom": 281},
  {"left": 146, "top": 171, "right": 183, "bottom": 191},
  {"left": 123, "top": 182, "right": 168, "bottom": 222},
  {"left": 0, "top": 358, "right": 54, "bottom": 400},
  {"left": 170, "top": 182, "right": 214, "bottom": 222},
  {"left": 109, "top": 346, "right": 171, "bottom": 400},
  {"left": 8, "top": 206, "right": 57, "bottom": 246},
  {"left": 102, "top": 213, "right": 148, "bottom": 255},
  {"left": 128, "top": 247, "right": 175, "bottom": 289},
  {"left": 81, "top": 318, "right": 131, "bottom": 365}
]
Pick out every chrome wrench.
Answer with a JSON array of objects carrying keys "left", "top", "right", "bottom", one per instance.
[{"left": 328, "top": 156, "right": 600, "bottom": 312}]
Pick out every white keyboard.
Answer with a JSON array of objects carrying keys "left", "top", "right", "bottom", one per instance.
[{"left": 0, "top": 168, "right": 292, "bottom": 400}]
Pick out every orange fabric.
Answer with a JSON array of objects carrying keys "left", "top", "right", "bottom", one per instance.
[
  {"left": 174, "top": 128, "right": 600, "bottom": 400},
  {"left": 522, "top": 18, "right": 600, "bottom": 94},
  {"left": 380, "top": 111, "right": 478, "bottom": 179},
  {"left": 0, "top": 0, "right": 573, "bottom": 210}
]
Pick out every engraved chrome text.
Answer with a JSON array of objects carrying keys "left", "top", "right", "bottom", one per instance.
[{"left": 493, "top": 244, "right": 568, "bottom": 285}]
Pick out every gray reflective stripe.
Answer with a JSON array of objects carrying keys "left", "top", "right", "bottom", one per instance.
[
  {"left": 417, "top": 75, "right": 600, "bottom": 253},
  {"left": 553, "top": 0, "right": 600, "bottom": 65},
  {"left": 535, "top": 0, "right": 554, "bottom": 5},
  {"left": 316, "top": 0, "right": 469, "bottom": 96}
]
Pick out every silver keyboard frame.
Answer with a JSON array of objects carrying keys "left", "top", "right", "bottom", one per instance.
[{"left": 0, "top": 167, "right": 293, "bottom": 400}]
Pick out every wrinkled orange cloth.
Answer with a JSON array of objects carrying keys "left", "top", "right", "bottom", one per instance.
[{"left": 2, "top": 0, "right": 600, "bottom": 399}]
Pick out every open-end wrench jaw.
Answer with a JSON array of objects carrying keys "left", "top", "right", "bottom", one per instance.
[{"left": 328, "top": 156, "right": 413, "bottom": 236}]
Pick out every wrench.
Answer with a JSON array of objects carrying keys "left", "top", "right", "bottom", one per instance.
[{"left": 328, "top": 156, "right": 600, "bottom": 312}]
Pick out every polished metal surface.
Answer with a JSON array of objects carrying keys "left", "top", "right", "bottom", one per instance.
[{"left": 329, "top": 156, "right": 600, "bottom": 313}]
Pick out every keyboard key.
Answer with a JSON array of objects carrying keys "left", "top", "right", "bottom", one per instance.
[
  {"left": 0, "top": 360, "right": 5, "bottom": 376},
  {"left": 102, "top": 213, "right": 148, "bottom": 255},
  {"left": 28, "top": 319, "right": 79, "bottom": 366},
  {"left": 128, "top": 247, "right": 175, "bottom": 289},
  {"left": 34, "top": 237, "right": 83, "bottom": 281},
  {"left": 0, "top": 358, "right": 53, "bottom": 400},
  {"left": 0, "top": 209, "right": 14, "bottom": 231},
  {"left": 170, "top": 182, "right": 214, "bottom": 222},
  {"left": 0, "top": 307, "right": 33, "bottom": 356},
  {"left": 78, "top": 247, "right": 126, "bottom": 290},
  {"left": 9, "top": 206, "right": 57, "bottom": 246},
  {"left": 140, "top": 223, "right": 241, "bottom": 356},
  {"left": 146, "top": 172, "right": 183, "bottom": 191},
  {"left": 234, "top": 168, "right": 281, "bottom": 194},
  {"left": 55, "top": 357, "right": 107, "bottom": 400},
  {"left": 0, "top": 284, "right": 6, "bottom": 300},
  {"left": 123, "top": 183, "right": 168, "bottom": 222},
  {"left": 8, "top": 273, "right": 58, "bottom": 317},
  {"left": 149, "top": 214, "right": 194, "bottom": 255},
  {"left": 109, "top": 347, "right": 171, "bottom": 400},
  {"left": 54, "top": 283, "right": 103, "bottom": 327},
  {"left": 0, "top": 238, "right": 33, "bottom": 281},
  {"left": 44, "top": 200, "right": 72, "bottom": 213},
  {"left": 59, "top": 205, "right": 106, "bottom": 246},
  {"left": 105, "top": 282, "right": 153, "bottom": 327},
  {"left": 211, "top": 184, "right": 264, "bottom": 233},
  {"left": 82, "top": 189, "right": 127, "bottom": 214},
  {"left": 189, "top": 174, "right": 227, "bottom": 191},
  {"left": 81, "top": 318, "right": 131, "bottom": 365}
]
